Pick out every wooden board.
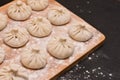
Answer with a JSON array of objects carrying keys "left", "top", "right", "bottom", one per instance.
[{"left": 0, "top": 0, "right": 105, "bottom": 80}]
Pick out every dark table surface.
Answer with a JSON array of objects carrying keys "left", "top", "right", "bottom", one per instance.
[{"left": 0, "top": 0, "right": 120, "bottom": 80}]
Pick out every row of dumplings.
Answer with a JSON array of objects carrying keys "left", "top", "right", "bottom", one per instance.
[
  {"left": 0, "top": 0, "right": 93, "bottom": 77},
  {"left": 0, "top": 1, "right": 93, "bottom": 47},
  {"left": 8, "top": 0, "right": 71, "bottom": 26}
]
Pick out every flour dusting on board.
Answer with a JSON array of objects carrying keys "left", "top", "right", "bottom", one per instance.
[{"left": 0, "top": 0, "right": 105, "bottom": 80}]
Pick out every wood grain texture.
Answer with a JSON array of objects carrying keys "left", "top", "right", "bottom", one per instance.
[{"left": 0, "top": 0, "right": 105, "bottom": 80}]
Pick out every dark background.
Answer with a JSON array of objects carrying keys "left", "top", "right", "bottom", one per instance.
[{"left": 0, "top": 0, "right": 120, "bottom": 80}]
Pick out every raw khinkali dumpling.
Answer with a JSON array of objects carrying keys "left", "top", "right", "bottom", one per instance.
[
  {"left": 0, "top": 13, "right": 7, "bottom": 30},
  {"left": 47, "top": 37, "right": 74, "bottom": 59},
  {"left": 7, "top": 0, "right": 32, "bottom": 21},
  {"left": 27, "top": 0, "right": 49, "bottom": 11},
  {"left": 3, "top": 27, "right": 29, "bottom": 48},
  {"left": 48, "top": 7, "right": 71, "bottom": 26},
  {"left": 0, "top": 64, "right": 28, "bottom": 80},
  {"left": 0, "top": 47, "right": 5, "bottom": 64},
  {"left": 21, "top": 45, "right": 47, "bottom": 69},
  {"left": 69, "top": 24, "right": 93, "bottom": 42},
  {"left": 27, "top": 16, "right": 52, "bottom": 37}
]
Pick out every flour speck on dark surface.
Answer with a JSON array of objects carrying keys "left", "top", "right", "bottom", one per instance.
[
  {"left": 0, "top": 0, "right": 120, "bottom": 80},
  {"left": 56, "top": 0, "right": 120, "bottom": 80},
  {"left": 57, "top": 50, "right": 120, "bottom": 80}
]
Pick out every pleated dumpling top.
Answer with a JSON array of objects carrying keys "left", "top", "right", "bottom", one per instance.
[{"left": 7, "top": 0, "right": 32, "bottom": 21}]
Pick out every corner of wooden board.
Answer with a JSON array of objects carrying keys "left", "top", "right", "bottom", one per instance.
[
  {"left": 0, "top": 0, "right": 106, "bottom": 80},
  {"left": 50, "top": 34, "right": 106, "bottom": 80}
]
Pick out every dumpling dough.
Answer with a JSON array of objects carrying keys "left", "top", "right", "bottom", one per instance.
[
  {"left": 0, "top": 64, "right": 28, "bottom": 80},
  {"left": 27, "top": 0, "right": 49, "bottom": 11},
  {"left": 0, "top": 13, "right": 7, "bottom": 30},
  {"left": 47, "top": 37, "right": 74, "bottom": 59},
  {"left": 0, "top": 47, "right": 5, "bottom": 64},
  {"left": 27, "top": 16, "right": 52, "bottom": 37},
  {"left": 48, "top": 7, "right": 71, "bottom": 26},
  {"left": 7, "top": 0, "right": 32, "bottom": 21},
  {"left": 4, "top": 27, "right": 29, "bottom": 48},
  {"left": 21, "top": 45, "right": 47, "bottom": 69},
  {"left": 69, "top": 24, "right": 93, "bottom": 42}
]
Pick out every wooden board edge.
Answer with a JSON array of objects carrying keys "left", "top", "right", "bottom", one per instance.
[
  {"left": 49, "top": 1, "right": 106, "bottom": 79},
  {"left": 0, "top": 0, "right": 106, "bottom": 80},
  {"left": 51, "top": 34, "right": 105, "bottom": 80}
]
